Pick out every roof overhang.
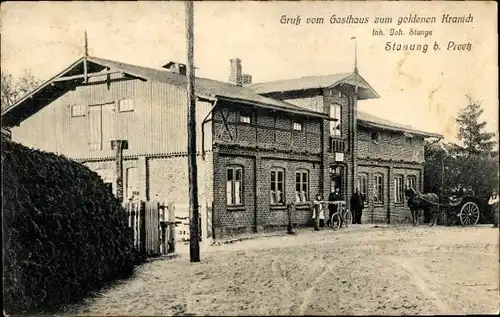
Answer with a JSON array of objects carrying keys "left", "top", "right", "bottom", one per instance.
[
  {"left": 338, "top": 73, "right": 380, "bottom": 100},
  {"left": 358, "top": 120, "right": 443, "bottom": 139},
  {"left": 249, "top": 72, "right": 380, "bottom": 100},
  {"left": 207, "top": 95, "right": 332, "bottom": 121}
]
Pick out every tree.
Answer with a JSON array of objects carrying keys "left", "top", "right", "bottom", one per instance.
[
  {"left": 1, "top": 70, "right": 42, "bottom": 139},
  {"left": 455, "top": 95, "right": 496, "bottom": 155},
  {"left": 1, "top": 70, "right": 42, "bottom": 112},
  {"left": 423, "top": 140, "right": 461, "bottom": 196},
  {"left": 424, "top": 96, "right": 498, "bottom": 223}
]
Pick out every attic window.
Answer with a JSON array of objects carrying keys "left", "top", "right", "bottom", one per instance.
[
  {"left": 239, "top": 114, "right": 251, "bottom": 124},
  {"left": 293, "top": 122, "right": 303, "bottom": 131},
  {"left": 71, "top": 104, "right": 86, "bottom": 117},
  {"left": 371, "top": 131, "right": 379, "bottom": 143},
  {"left": 118, "top": 99, "right": 134, "bottom": 112}
]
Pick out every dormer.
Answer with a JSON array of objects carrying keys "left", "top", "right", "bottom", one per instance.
[{"left": 162, "top": 61, "right": 187, "bottom": 76}]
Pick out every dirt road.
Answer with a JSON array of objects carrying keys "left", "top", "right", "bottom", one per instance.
[{"left": 62, "top": 225, "right": 499, "bottom": 316}]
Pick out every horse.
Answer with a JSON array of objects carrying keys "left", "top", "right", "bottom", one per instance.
[{"left": 404, "top": 187, "right": 440, "bottom": 226}]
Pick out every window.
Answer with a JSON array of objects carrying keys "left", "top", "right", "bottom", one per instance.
[
  {"left": 293, "top": 122, "right": 303, "bottom": 131},
  {"left": 329, "top": 104, "right": 342, "bottom": 136},
  {"left": 357, "top": 173, "right": 368, "bottom": 203},
  {"left": 239, "top": 113, "right": 251, "bottom": 124},
  {"left": 295, "top": 170, "right": 309, "bottom": 203},
  {"left": 270, "top": 168, "right": 285, "bottom": 205},
  {"left": 406, "top": 176, "right": 417, "bottom": 191},
  {"left": 394, "top": 175, "right": 404, "bottom": 203},
  {"left": 371, "top": 131, "right": 379, "bottom": 142},
  {"left": 226, "top": 166, "right": 243, "bottom": 206},
  {"left": 373, "top": 174, "right": 384, "bottom": 203},
  {"left": 405, "top": 137, "right": 413, "bottom": 145},
  {"left": 118, "top": 99, "right": 134, "bottom": 112},
  {"left": 71, "top": 104, "right": 85, "bottom": 117}
]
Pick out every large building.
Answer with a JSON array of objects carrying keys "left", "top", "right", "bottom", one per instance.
[{"left": 1, "top": 55, "right": 441, "bottom": 238}]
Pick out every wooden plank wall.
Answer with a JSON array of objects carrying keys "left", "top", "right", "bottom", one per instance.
[
  {"left": 11, "top": 77, "right": 214, "bottom": 159},
  {"left": 124, "top": 200, "right": 176, "bottom": 257}
]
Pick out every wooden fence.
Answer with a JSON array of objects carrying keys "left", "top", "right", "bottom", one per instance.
[{"left": 123, "top": 200, "right": 179, "bottom": 257}]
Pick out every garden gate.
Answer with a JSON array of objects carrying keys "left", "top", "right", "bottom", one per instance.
[{"left": 123, "top": 200, "right": 178, "bottom": 257}]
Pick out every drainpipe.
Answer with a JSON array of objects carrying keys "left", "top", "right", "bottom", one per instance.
[{"left": 201, "top": 98, "right": 219, "bottom": 160}]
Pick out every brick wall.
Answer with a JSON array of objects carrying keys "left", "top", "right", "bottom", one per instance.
[
  {"left": 358, "top": 161, "right": 423, "bottom": 224},
  {"left": 284, "top": 94, "right": 324, "bottom": 113},
  {"left": 391, "top": 167, "right": 421, "bottom": 224},
  {"left": 213, "top": 151, "right": 322, "bottom": 238},
  {"left": 281, "top": 86, "right": 361, "bottom": 209},
  {"left": 211, "top": 101, "right": 325, "bottom": 238},
  {"left": 212, "top": 103, "right": 322, "bottom": 155},
  {"left": 323, "top": 86, "right": 356, "bottom": 203},
  {"left": 357, "top": 127, "right": 425, "bottom": 163},
  {"left": 213, "top": 154, "right": 256, "bottom": 237},
  {"left": 83, "top": 159, "right": 138, "bottom": 198},
  {"left": 148, "top": 155, "right": 212, "bottom": 217},
  {"left": 254, "top": 86, "right": 429, "bottom": 227}
]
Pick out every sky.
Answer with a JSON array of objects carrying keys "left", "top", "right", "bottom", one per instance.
[{"left": 1, "top": 1, "right": 498, "bottom": 142}]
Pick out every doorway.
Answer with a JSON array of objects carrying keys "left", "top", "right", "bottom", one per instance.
[
  {"left": 329, "top": 165, "right": 346, "bottom": 199},
  {"left": 88, "top": 102, "right": 115, "bottom": 151}
]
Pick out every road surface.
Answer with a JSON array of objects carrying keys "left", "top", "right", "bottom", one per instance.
[{"left": 61, "top": 225, "right": 499, "bottom": 316}]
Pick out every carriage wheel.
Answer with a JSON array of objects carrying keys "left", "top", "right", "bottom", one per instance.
[
  {"left": 330, "top": 213, "right": 341, "bottom": 230},
  {"left": 459, "top": 202, "right": 480, "bottom": 226},
  {"left": 344, "top": 209, "right": 353, "bottom": 227}
]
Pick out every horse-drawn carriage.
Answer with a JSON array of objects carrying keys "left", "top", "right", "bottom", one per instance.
[
  {"left": 441, "top": 194, "right": 481, "bottom": 226},
  {"left": 405, "top": 188, "right": 482, "bottom": 227}
]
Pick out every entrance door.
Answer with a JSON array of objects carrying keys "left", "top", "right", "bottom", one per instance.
[{"left": 329, "top": 165, "right": 345, "bottom": 198}]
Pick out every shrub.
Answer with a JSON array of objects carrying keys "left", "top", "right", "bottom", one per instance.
[{"left": 2, "top": 139, "right": 136, "bottom": 314}]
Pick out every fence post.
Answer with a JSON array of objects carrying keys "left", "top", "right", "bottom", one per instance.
[
  {"left": 139, "top": 201, "right": 146, "bottom": 256},
  {"left": 287, "top": 203, "right": 296, "bottom": 234},
  {"left": 167, "top": 202, "right": 176, "bottom": 253}
]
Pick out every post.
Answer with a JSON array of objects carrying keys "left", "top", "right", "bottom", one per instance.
[
  {"left": 111, "top": 140, "right": 128, "bottom": 202},
  {"left": 186, "top": 0, "right": 200, "bottom": 262},
  {"left": 84, "top": 30, "right": 88, "bottom": 83},
  {"left": 167, "top": 202, "right": 176, "bottom": 253},
  {"left": 287, "top": 203, "right": 296, "bottom": 234},
  {"left": 350, "top": 36, "right": 358, "bottom": 201}
]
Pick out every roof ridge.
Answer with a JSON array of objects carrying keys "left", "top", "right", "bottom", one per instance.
[
  {"left": 88, "top": 55, "right": 233, "bottom": 84},
  {"left": 249, "top": 72, "right": 354, "bottom": 86}
]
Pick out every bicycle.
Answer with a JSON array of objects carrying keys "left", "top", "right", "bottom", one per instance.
[{"left": 327, "top": 201, "right": 352, "bottom": 230}]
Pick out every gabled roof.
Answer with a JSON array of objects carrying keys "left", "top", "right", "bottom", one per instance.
[
  {"left": 357, "top": 111, "right": 442, "bottom": 138},
  {"left": 87, "top": 57, "right": 327, "bottom": 119},
  {"left": 248, "top": 72, "right": 380, "bottom": 100},
  {"left": 1, "top": 55, "right": 441, "bottom": 138},
  {"left": 1, "top": 56, "right": 330, "bottom": 126}
]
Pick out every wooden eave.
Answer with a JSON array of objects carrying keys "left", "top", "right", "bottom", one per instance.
[
  {"left": 213, "top": 95, "right": 334, "bottom": 121},
  {"left": 357, "top": 120, "right": 443, "bottom": 139}
]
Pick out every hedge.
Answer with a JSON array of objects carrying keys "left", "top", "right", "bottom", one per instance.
[{"left": 2, "top": 139, "right": 138, "bottom": 314}]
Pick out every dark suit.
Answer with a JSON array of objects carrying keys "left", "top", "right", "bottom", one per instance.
[{"left": 351, "top": 192, "right": 364, "bottom": 224}]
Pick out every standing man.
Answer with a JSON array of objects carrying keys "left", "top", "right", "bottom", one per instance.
[
  {"left": 351, "top": 188, "right": 364, "bottom": 224},
  {"left": 489, "top": 191, "right": 499, "bottom": 228},
  {"left": 327, "top": 187, "right": 341, "bottom": 226}
]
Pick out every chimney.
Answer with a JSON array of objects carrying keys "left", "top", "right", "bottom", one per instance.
[
  {"left": 241, "top": 74, "right": 252, "bottom": 85},
  {"left": 162, "top": 61, "right": 187, "bottom": 76},
  {"left": 229, "top": 58, "right": 242, "bottom": 86}
]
